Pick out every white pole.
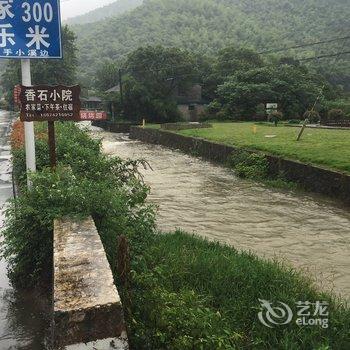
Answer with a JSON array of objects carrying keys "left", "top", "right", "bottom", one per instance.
[{"left": 21, "top": 59, "right": 36, "bottom": 187}]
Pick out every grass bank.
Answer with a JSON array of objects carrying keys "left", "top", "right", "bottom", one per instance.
[
  {"left": 2, "top": 121, "right": 349, "bottom": 349},
  {"left": 175, "top": 122, "right": 350, "bottom": 174}
]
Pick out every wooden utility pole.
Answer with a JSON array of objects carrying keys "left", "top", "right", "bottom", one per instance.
[
  {"left": 119, "top": 69, "right": 124, "bottom": 112},
  {"left": 48, "top": 121, "right": 57, "bottom": 169},
  {"left": 297, "top": 85, "right": 325, "bottom": 141}
]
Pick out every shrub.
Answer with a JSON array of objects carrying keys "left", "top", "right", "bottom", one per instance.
[
  {"left": 216, "top": 109, "right": 231, "bottom": 121},
  {"left": 207, "top": 100, "right": 222, "bottom": 115},
  {"left": 254, "top": 103, "right": 266, "bottom": 121},
  {"left": 288, "top": 119, "right": 302, "bottom": 124},
  {"left": 324, "top": 99, "right": 350, "bottom": 117},
  {"left": 303, "top": 110, "right": 320, "bottom": 123},
  {"left": 2, "top": 122, "right": 155, "bottom": 286},
  {"left": 228, "top": 150, "right": 268, "bottom": 179},
  {"left": 269, "top": 110, "right": 283, "bottom": 121},
  {"left": 327, "top": 109, "right": 346, "bottom": 120}
]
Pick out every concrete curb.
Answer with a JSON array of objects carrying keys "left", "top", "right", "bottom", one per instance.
[{"left": 53, "top": 217, "right": 127, "bottom": 348}]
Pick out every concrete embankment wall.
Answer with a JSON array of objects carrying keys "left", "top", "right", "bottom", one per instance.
[
  {"left": 130, "top": 127, "right": 350, "bottom": 206},
  {"left": 53, "top": 217, "right": 128, "bottom": 349},
  {"left": 92, "top": 120, "right": 139, "bottom": 133}
]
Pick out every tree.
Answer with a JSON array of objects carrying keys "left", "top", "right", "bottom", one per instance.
[
  {"left": 1, "top": 26, "right": 78, "bottom": 107},
  {"left": 73, "top": 0, "right": 349, "bottom": 93},
  {"left": 215, "top": 64, "right": 328, "bottom": 119},
  {"left": 94, "top": 60, "right": 120, "bottom": 92},
  {"left": 121, "top": 46, "right": 200, "bottom": 122},
  {"left": 125, "top": 45, "right": 199, "bottom": 98},
  {"left": 203, "top": 47, "right": 264, "bottom": 100},
  {"left": 216, "top": 46, "right": 264, "bottom": 74}
]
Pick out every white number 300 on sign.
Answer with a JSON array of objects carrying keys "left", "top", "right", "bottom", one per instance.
[{"left": 22, "top": 2, "right": 54, "bottom": 23}]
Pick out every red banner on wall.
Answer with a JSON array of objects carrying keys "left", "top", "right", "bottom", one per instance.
[
  {"left": 14, "top": 85, "right": 21, "bottom": 105},
  {"left": 79, "top": 111, "right": 107, "bottom": 121}
]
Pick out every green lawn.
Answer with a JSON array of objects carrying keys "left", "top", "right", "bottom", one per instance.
[{"left": 177, "top": 123, "right": 350, "bottom": 174}]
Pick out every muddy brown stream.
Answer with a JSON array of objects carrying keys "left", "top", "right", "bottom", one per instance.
[{"left": 96, "top": 128, "right": 350, "bottom": 301}]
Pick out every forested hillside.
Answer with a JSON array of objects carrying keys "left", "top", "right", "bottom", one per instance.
[
  {"left": 72, "top": 0, "right": 350, "bottom": 89},
  {"left": 65, "top": 0, "right": 143, "bottom": 25}
]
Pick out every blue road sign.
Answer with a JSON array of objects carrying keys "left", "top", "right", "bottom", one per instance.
[{"left": 0, "top": 0, "right": 62, "bottom": 59}]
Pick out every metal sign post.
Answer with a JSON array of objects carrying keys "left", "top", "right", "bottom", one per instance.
[
  {"left": 1, "top": 0, "right": 63, "bottom": 184},
  {"left": 21, "top": 59, "right": 36, "bottom": 185}
]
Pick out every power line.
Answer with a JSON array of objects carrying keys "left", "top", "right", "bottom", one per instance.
[
  {"left": 258, "top": 35, "right": 350, "bottom": 54},
  {"left": 120, "top": 35, "right": 350, "bottom": 75},
  {"left": 161, "top": 51, "right": 350, "bottom": 81},
  {"left": 122, "top": 49, "right": 350, "bottom": 77},
  {"left": 298, "top": 51, "right": 350, "bottom": 61}
]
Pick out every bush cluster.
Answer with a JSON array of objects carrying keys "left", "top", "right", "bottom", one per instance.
[
  {"left": 2, "top": 122, "right": 155, "bottom": 286},
  {"left": 3, "top": 121, "right": 349, "bottom": 349},
  {"left": 228, "top": 150, "right": 269, "bottom": 180}
]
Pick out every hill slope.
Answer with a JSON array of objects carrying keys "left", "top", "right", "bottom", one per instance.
[
  {"left": 72, "top": 0, "right": 350, "bottom": 86},
  {"left": 65, "top": 0, "right": 143, "bottom": 25}
]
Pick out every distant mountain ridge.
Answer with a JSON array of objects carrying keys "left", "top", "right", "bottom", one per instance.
[
  {"left": 65, "top": 0, "right": 143, "bottom": 25},
  {"left": 71, "top": 0, "right": 350, "bottom": 87}
]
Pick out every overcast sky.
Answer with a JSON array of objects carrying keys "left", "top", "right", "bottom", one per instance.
[{"left": 61, "top": 0, "right": 115, "bottom": 20}]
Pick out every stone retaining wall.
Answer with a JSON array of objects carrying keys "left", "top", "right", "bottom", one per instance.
[{"left": 130, "top": 127, "right": 350, "bottom": 206}]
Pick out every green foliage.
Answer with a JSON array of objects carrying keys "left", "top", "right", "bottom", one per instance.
[
  {"left": 133, "top": 285, "right": 240, "bottom": 349},
  {"left": 94, "top": 45, "right": 201, "bottom": 122},
  {"left": 256, "top": 103, "right": 266, "bottom": 119},
  {"left": 125, "top": 46, "right": 197, "bottom": 94},
  {"left": 215, "top": 65, "right": 327, "bottom": 120},
  {"left": 304, "top": 110, "right": 321, "bottom": 123},
  {"left": 325, "top": 98, "right": 350, "bottom": 119},
  {"left": 94, "top": 60, "right": 120, "bottom": 92},
  {"left": 2, "top": 123, "right": 155, "bottom": 286},
  {"left": 269, "top": 111, "right": 284, "bottom": 124},
  {"left": 121, "top": 46, "right": 199, "bottom": 122},
  {"left": 327, "top": 109, "right": 347, "bottom": 120},
  {"left": 325, "top": 99, "right": 350, "bottom": 118},
  {"left": 228, "top": 150, "right": 269, "bottom": 179},
  {"left": 128, "top": 231, "right": 350, "bottom": 349},
  {"left": 288, "top": 119, "right": 303, "bottom": 124},
  {"left": 203, "top": 47, "right": 264, "bottom": 101},
  {"left": 72, "top": 0, "right": 350, "bottom": 90}
]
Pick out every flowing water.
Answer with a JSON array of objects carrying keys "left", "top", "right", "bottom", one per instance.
[{"left": 96, "top": 128, "right": 350, "bottom": 300}]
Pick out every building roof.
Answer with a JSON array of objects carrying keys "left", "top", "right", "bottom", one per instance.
[
  {"left": 105, "top": 85, "right": 121, "bottom": 93},
  {"left": 81, "top": 96, "right": 102, "bottom": 102}
]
